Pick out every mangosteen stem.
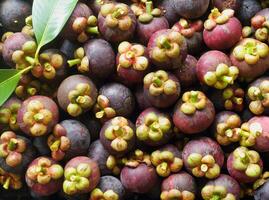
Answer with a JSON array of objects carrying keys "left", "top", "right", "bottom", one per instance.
[
  {"left": 190, "top": 91, "right": 198, "bottom": 103},
  {"left": 96, "top": 110, "right": 105, "bottom": 119},
  {"left": 210, "top": 195, "right": 221, "bottom": 200},
  {"left": 112, "top": 8, "right": 124, "bottom": 19},
  {"left": 160, "top": 38, "right": 171, "bottom": 49},
  {"left": 3, "top": 177, "right": 10, "bottom": 190},
  {"left": 153, "top": 78, "right": 163, "bottom": 87},
  {"left": 86, "top": 26, "right": 99, "bottom": 35},
  {"left": 25, "top": 56, "right": 35, "bottom": 65},
  {"left": 146, "top": 1, "right": 153, "bottom": 15},
  {"left": 68, "top": 59, "right": 81, "bottom": 67},
  {"left": 220, "top": 76, "right": 233, "bottom": 84},
  {"left": 8, "top": 140, "right": 17, "bottom": 151},
  {"left": 27, "top": 87, "right": 37, "bottom": 96},
  {"left": 50, "top": 140, "right": 60, "bottom": 151}
]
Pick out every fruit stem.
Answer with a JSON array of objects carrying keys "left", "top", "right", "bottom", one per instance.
[
  {"left": 68, "top": 59, "right": 81, "bottom": 67},
  {"left": 3, "top": 177, "right": 10, "bottom": 190},
  {"left": 25, "top": 56, "right": 35, "bottom": 65},
  {"left": 112, "top": 8, "right": 124, "bottom": 19},
  {"left": 8, "top": 140, "right": 17, "bottom": 151},
  {"left": 86, "top": 26, "right": 99, "bottom": 35},
  {"left": 190, "top": 91, "right": 198, "bottom": 103},
  {"left": 210, "top": 195, "right": 221, "bottom": 200},
  {"left": 153, "top": 78, "right": 163, "bottom": 87},
  {"left": 160, "top": 37, "right": 171, "bottom": 49},
  {"left": 146, "top": 1, "right": 153, "bottom": 15},
  {"left": 50, "top": 140, "right": 60, "bottom": 151}
]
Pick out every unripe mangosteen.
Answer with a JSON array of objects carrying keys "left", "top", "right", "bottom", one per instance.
[
  {"left": 63, "top": 156, "right": 100, "bottom": 196},
  {"left": 90, "top": 176, "right": 125, "bottom": 200},
  {"left": 47, "top": 120, "right": 91, "bottom": 161},
  {"left": 116, "top": 41, "right": 150, "bottom": 85},
  {"left": 182, "top": 137, "right": 224, "bottom": 179},
  {"left": 150, "top": 144, "right": 183, "bottom": 177},
  {"left": 203, "top": 8, "right": 242, "bottom": 50},
  {"left": 25, "top": 157, "right": 64, "bottom": 196},
  {"left": 246, "top": 76, "right": 269, "bottom": 115},
  {"left": 173, "top": 55, "right": 198, "bottom": 89},
  {"left": 147, "top": 29, "right": 187, "bottom": 70},
  {"left": 133, "top": 1, "right": 169, "bottom": 45},
  {"left": 17, "top": 95, "right": 59, "bottom": 137},
  {"left": 173, "top": 91, "right": 215, "bottom": 134},
  {"left": 161, "top": 172, "right": 197, "bottom": 200},
  {"left": 0, "top": 131, "right": 36, "bottom": 174},
  {"left": 120, "top": 162, "right": 158, "bottom": 194},
  {"left": 197, "top": 50, "right": 239, "bottom": 90},
  {"left": 136, "top": 107, "right": 173, "bottom": 146},
  {"left": 212, "top": 111, "right": 242, "bottom": 146},
  {"left": 230, "top": 38, "right": 269, "bottom": 81},
  {"left": 2, "top": 32, "right": 36, "bottom": 67},
  {"left": 0, "top": 96, "right": 21, "bottom": 131},
  {"left": 0, "top": 0, "right": 31, "bottom": 32},
  {"left": 98, "top": 2, "right": 137, "bottom": 43},
  {"left": 143, "top": 70, "right": 181, "bottom": 108},
  {"left": 62, "top": 2, "right": 99, "bottom": 43},
  {"left": 57, "top": 75, "right": 97, "bottom": 117},
  {"left": 172, "top": 18, "right": 203, "bottom": 55},
  {"left": 100, "top": 116, "right": 136, "bottom": 157},
  {"left": 68, "top": 39, "right": 115, "bottom": 80},
  {"left": 227, "top": 146, "right": 263, "bottom": 183},
  {"left": 238, "top": 116, "right": 269, "bottom": 152},
  {"left": 93, "top": 83, "right": 135, "bottom": 122},
  {"left": 211, "top": 0, "right": 241, "bottom": 11},
  {"left": 201, "top": 174, "right": 241, "bottom": 200}
]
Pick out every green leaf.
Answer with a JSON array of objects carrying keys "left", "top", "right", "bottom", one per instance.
[
  {"left": 32, "top": 0, "right": 78, "bottom": 53},
  {"left": 0, "top": 69, "right": 23, "bottom": 106}
]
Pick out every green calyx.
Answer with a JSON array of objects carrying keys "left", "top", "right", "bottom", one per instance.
[
  {"left": 204, "top": 63, "right": 239, "bottom": 89},
  {"left": 94, "top": 95, "right": 116, "bottom": 121},
  {"left": 160, "top": 189, "right": 195, "bottom": 200},
  {"left": 180, "top": 91, "right": 207, "bottom": 115},
  {"left": 239, "top": 122, "right": 262, "bottom": 147},
  {"left": 201, "top": 185, "right": 236, "bottom": 200},
  {"left": 138, "top": 1, "right": 161, "bottom": 23},
  {"left": 90, "top": 188, "right": 119, "bottom": 200},
  {"left": 0, "top": 103, "right": 21, "bottom": 131},
  {"left": 222, "top": 87, "right": 244, "bottom": 111},
  {"left": 136, "top": 112, "right": 171, "bottom": 142},
  {"left": 233, "top": 147, "right": 262, "bottom": 178},
  {"left": 0, "top": 167, "right": 22, "bottom": 190}
]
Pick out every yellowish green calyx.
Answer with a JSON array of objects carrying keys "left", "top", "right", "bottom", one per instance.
[
  {"left": 201, "top": 185, "right": 236, "bottom": 200},
  {"left": 94, "top": 95, "right": 116, "bottom": 121},
  {"left": 239, "top": 122, "right": 262, "bottom": 147},
  {"left": 90, "top": 188, "right": 119, "bottom": 200},
  {"left": 180, "top": 91, "right": 207, "bottom": 115},
  {"left": 160, "top": 189, "right": 195, "bottom": 200}
]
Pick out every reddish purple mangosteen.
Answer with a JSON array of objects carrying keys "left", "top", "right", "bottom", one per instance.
[
  {"left": 201, "top": 174, "right": 241, "bottom": 200},
  {"left": 136, "top": 107, "right": 173, "bottom": 147},
  {"left": 143, "top": 70, "right": 181, "bottom": 108},
  {"left": 147, "top": 29, "right": 188, "bottom": 70},
  {"left": 203, "top": 8, "right": 242, "bottom": 50},
  {"left": 172, "top": 18, "right": 204, "bottom": 55},
  {"left": 227, "top": 146, "right": 263, "bottom": 183},
  {"left": 25, "top": 157, "right": 64, "bottom": 197},
  {"left": 230, "top": 38, "right": 269, "bottom": 81},
  {"left": 161, "top": 172, "right": 197, "bottom": 200},
  {"left": 197, "top": 50, "right": 239, "bottom": 90},
  {"left": 238, "top": 116, "right": 269, "bottom": 152},
  {"left": 246, "top": 76, "right": 269, "bottom": 115},
  {"left": 116, "top": 41, "right": 150, "bottom": 85},
  {"left": 182, "top": 137, "right": 224, "bottom": 179},
  {"left": 211, "top": 0, "right": 241, "bottom": 11},
  {"left": 62, "top": 2, "right": 99, "bottom": 43},
  {"left": 98, "top": 2, "right": 137, "bottom": 43},
  {"left": 17, "top": 95, "right": 59, "bottom": 137},
  {"left": 212, "top": 111, "right": 242, "bottom": 146},
  {"left": 133, "top": 1, "right": 169, "bottom": 45},
  {"left": 173, "top": 91, "right": 215, "bottom": 134},
  {"left": 150, "top": 144, "right": 183, "bottom": 177},
  {"left": 57, "top": 75, "right": 97, "bottom": 117},
  {"left": 100, "top": 116, "right": 136, "bottom": 157},
  {"left": 63, "top": 156, "right": 100, "bottom": 196}
]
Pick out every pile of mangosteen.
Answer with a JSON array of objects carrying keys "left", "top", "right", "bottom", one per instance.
[{"left": 2, "top": 0, "right": 269, "bottom": 199}]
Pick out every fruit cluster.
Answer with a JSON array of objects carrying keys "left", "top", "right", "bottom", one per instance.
[{"left": 1, "top": 0, "right": 269, "bottom": 200}]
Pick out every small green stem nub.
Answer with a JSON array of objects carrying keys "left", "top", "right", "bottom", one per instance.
[
  {"left": 160, "top": 38, "right": 171, "bottom": 49},
  {"left": 68, "top": 59, "right": 81, "bottom": 67},
  {"left": 50, "top": 140, "right": 60, "bottom": 151},
  {"left": 190, "top": 91, "right": 198, "bottom": 103},
  {"left": 8, "top": 140, "right": 17, "bottom": 151},
  {"left": 146, "top": 1, "right": 153, "bottom": 14},
  {"left": 210, "top": 195, "right": 221, "bottom": 200},
  {"left": 3, "top": 177, "right": 10, "bottom": 190},
  {"left": 112, "top": 8, "right": 124, "bottom": 19},
  {"left": 86, "top": 26, "right": 99, "bottom": 35},
  {"left": 153, "top": 78, "right": 162, "bottom": 87},
  {"left": 25, "top": 56, "right": 35, "bottom": 65}
]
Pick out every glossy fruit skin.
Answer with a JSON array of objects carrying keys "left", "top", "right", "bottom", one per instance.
[
  {"left": 33, "top": 136, "right": 50, "bottom": 156},
  {"left": 173, "top": 0, "right": 210, "bottom": 19},
  {"left": 17, "top": 95, "right": 59, "bottom": 136},
  {"left": 230, "top": 39, "right": 269, "bottom": 81},
  {"left": 173, "top": 95, "right": 215, "bottom": 134},
  {"left": 161, "top": 171, "right": 197, "bottom": 196},
  {"left": 135, "top": 86, "right": 152, "bottom": 111},
  {"left": 62, "top": 2, "right": 93, "bottom": 42},
  {"left": 203, "top": 17, "right": 242, "bottom": 50},
  {"left": 202, "top": 174, "right": 241, "bottom": 200},
  {"left": 57, "top": 75, "right": 97, "bottom": 116},
  {"left": 97, "top": 3, "right": 137, "bottom": 43},
  {"left": 0, "top": 0, "right": 31, "bottom": 31},
  {"left": 174, "top": 55, "right": 198, "bottom": 88},
  {"left": 147, "top": 29, "right": 188, "bottom": 70},
  {"left": 236, "top": 0, "right": 262, "bottom": 25},
  {"left": 25, "top": 157, "right": 63, "bottom": 197},
  {"left": 87, "top": 0, "right": 114, "bottom": 15},
  {"left": 59, "top": 120, "right": 91, "bottom": 161},
  {"left": 83, "top": 39, "right": 115, "bottom": 80},
  {"left": 120, "top": 163, "right": 158, "bottom": 194},
  {"left": 211, "top": 0, "right": 241, "bottom": 11},
  {"left": 0, "top": 135, "right": 36, "bottom": 174},
  {"left": 93, "top": 176, "right": 125, "bottom": 200},
  {"left": 136, "top": 17, "right": 169, "bottom": 45},
  {"left": 182, "top": 137, "right": 224, "bottom": 174},
  {"left": 227, "top": 150, "right": 263, "bottom": 183},
  {"left": 254, "top": 180, "right": 269, "bottom": 200},
  {"left": 79, "top": 112, "right": 101, "bottom": 141},
  {"left": 64, "top": 156, "right": 100, "bottom": 194},
  {"left": 98, "top": 83, "right": 135, "bottom": 118},
  {"left": 157, "top": 0, "right": 179, "bottom": 26},
  {"left": 2, "top": 32, "right": 34, "bottom": 67}
]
